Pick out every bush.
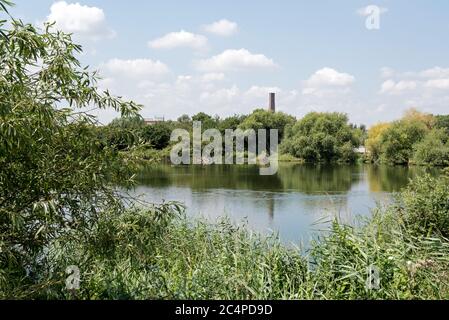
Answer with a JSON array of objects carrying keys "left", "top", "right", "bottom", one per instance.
[
  {"left": 412, "top": 129, "right": 449, "bottom": 166},
  {"left": 141, "top": 122, "right": 173, "bottom": 150},
  {"left": 399, "top": 174, "right": 449, "bottom": 237},
  {"left": 379, "top": 120, "right": 428, "bottom": 164},
  {"left": 281, "top": 112, "right": 359, "bottom": 163},
  {"left": 0, "top": 1, "right": 140, "bottom": 296}
]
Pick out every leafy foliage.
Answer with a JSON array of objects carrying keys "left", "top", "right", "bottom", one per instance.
[
  {"left": 399, "top": 174, "right": 449, "bottom": 237},
  {"left": 378, "top": 119, "right": 428, "bottom": 164},
  {"left": 0, "top": 0, "right": 141, "bottom": 292},
  {"left": 366, "top": 109, "right": 449, "bottom": 166},
  {"left": 280, "top": 112, "right": 360, "bottom": 163},
  {"left": 412, "top": 129, "right": 449, "bottom": 166}
]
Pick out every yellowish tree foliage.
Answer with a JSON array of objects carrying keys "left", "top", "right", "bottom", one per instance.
[
  {"left": 403, "top": 108, "right": 436, "bottom": 129},
  {"left": 365, "top": 123, "right": 391, "bottom": 161}
]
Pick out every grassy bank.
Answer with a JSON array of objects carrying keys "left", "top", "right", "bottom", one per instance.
[{"left": 2, "top": 173, "right": 448, "bottom": 300}]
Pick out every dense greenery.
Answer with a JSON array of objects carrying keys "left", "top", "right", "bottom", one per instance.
[
  {"left": 0, "top": 0, "right": 143, "bottom": 294},
  {"left": 280, "top": 112, "right": 363, "bottom": 163},
  {"left": 366, "top": 109, "right": 449, "bottom": 166}
]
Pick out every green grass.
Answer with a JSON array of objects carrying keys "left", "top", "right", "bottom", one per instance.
[{"left": 2, "top": 174, "right": 449, "bottom": 300}]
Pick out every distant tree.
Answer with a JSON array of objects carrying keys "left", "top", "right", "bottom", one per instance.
[
  {"left": 104, "top": 115, "right": 145, "bottom": 150},
  {"left": 192, "top": 112, "right": 218, "bottom": 130},
  {"left": 177, "top": 114, "right": 191, "bottom": 123},
  {"left": 412, "top": 129, "right": 449, "bottom": 166},
  {"left": 403, "top": 108, "right": 435, "bottom": 129},
  {"left": 365, "top": 123, "right": 391, "bottom": 162},
  {"left": 379, "top": 120, "right": 428, "bottom": 164},
  {"left": 239, "top": 109, "right": 296, "bottom": 141},
  {"left": 218, "top": 114, "right": 247, "bottom": 132},
  {"left": 141, "top": 122, "right": 173, "bottom": 149},
  {"left": 281, "top": 112, "right": 359, "bottom": 163},
  {"left": 435, "top": 115, "right": 449, "bottom": 135}
]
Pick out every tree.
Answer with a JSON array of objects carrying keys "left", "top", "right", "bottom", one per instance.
[
  {"left": 104, "top": 115, "right": 145, "bottom": 150},
  {"left": 379, "top": 120, "right": 428, "bottom": 164},
  {"left": 218, "top": 114, "right": 247, "bottom": 133},
  {"left": 192, "top": 112, "right": 218, "bottom": 130},
  {"left": 403, "top": 108, "right": 435, "bottom": 129},
  {"left": 0, "top": 1, "right": 140, "bottom": 293},
  {"left": 141, "top": 122, "right": 173, "bottom": 149},
  {"left": 281, "top": 112, "right": 359, "bottom": 163},
  {"left": 412, "top": 129, "right": 449, "bottom": 166},
  {"left": 239, "top": 109, "right": 295, "bottom": 141},
  {"left": 435, "top": 115, "right": 449, "bottom": 135},
  {"left": 365, "top": 123, "right": 391, "bottom": 162}
]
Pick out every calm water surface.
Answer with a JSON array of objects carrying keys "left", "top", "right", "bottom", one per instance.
[{"left": 130, "top": 163, "right": 441, "bottom": 244}]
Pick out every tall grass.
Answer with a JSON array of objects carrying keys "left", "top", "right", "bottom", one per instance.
[{"left": 1, "top": 174, "right": 448, "bottom": 300}]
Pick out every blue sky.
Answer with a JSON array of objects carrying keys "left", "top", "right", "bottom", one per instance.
[{"left": 10, "top": 0, "right": 449, "bottom": 125}]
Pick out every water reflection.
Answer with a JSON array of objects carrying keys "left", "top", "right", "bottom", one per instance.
[{"left": 131, "top": 163, "right": 441, "bottom": 244}]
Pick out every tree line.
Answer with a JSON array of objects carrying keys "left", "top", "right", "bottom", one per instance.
[
  {"left": 365, "top": 109, "right": 449, "bottom": 166},
  {"left": 103, "top": 108, "right": 448, "bottom": 166},
  {"left": 102, "top": 110, "right": 367, "bottom": 164}
]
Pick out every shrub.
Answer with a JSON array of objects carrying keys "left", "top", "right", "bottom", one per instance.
[
  {"left": 399, "top": 174, "right": 449, "bottom": 237},
  {"left": 379, "top": 120, "right": 428, "bottom": 164},
  {"left": 412, "top": 129, "right": 449, "bottom": 166},
  {"left": 281, "top": 112, "right": 359, "bottom": 163}
]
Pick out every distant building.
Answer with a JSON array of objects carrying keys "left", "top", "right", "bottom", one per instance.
[
  {"left": 354, "top": 146, "right": 366, "bottom": 154},
  {"left": 144, "top": 117, "right": 165, "bottom": 125}
]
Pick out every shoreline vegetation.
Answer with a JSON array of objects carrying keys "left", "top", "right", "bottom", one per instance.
[
  {"left": 1, "top": 1, "right": 449, "bottom": 300},
  {"left": 108, "top": 109, "right": 448, "bottom": 167}
]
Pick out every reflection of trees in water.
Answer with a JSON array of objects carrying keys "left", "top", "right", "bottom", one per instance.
[
  {"left": 366, "top": 165, "right": 441, "bottom": 192},
  {"left": 276, "top": 164, "right": 362, "bottom": 194},
  {"left": 136, "top": 163, "right": 363, "bottom": 193},
  {"left": 136, "top": 164, "right": 284, "bottom": 190},
  {"left": 135, "top": 163, "right": 442, "bottom": 195}
]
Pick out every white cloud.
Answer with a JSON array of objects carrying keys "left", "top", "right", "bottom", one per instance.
[
  {"left": 148, "top": 30, "right": 208, "bottom": 50},
  {"left": 245, "top": 86, "right": 281, "bottom": 98},
  {"left": 357, "top": 5, "right": 388, "bottom": 16},
  {"left": 46, "top": 1, "right": 115, "bottom": 40},
  {"left": 101, "top": 58, "right": 170, "bottom": 79},
  {"left": 202, "top": 19, "right": 238, "bottom": 37},
  {"left": 305, "top": 68, "right": 355, "bottom": 87},
  {"left": 196, "top": 49, "right": 277, "bottom": 72},
  {"left": 302, "top": 68, "right": 355, "bottom": 96},
  {"left": 420, "top": 67, "right": 449, "bottom": 79},
  {"left": 380, "top": 80, "right": 417, "bottom": 94},
  {"left": 425, "top": 79, "right": 449, "bottom": 90}
]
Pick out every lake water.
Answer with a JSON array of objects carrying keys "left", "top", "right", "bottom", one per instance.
[{"left": 130, "top": 163, "right": 440, "bottom": 244}]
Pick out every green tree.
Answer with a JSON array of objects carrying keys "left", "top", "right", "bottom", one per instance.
[
  {"left": 141, "top": 122, "right": 173, "bottom": 150},
  {"left": 192, "top": 112, "right": 218, "bottom": 130},
  {"left": 412, "top": 129, "right": 449, "bottom": 166},
  {"left": 435, "top": 114, "right": 449, "bottom": 135},
  {"left": 281, "top": 112, "right": 359, "bottom": 163},
  {"left": 103, "top": 115, "right": 145, "bottom": 150},
  {"left": 0, "top": 1, "right": 140, "bottom": 293},
  {"left": 239, "top": 109, "right": 295, "bottom": 141},
  {"left": 379, "top": 120, "right": 428, "bottom": 164}
]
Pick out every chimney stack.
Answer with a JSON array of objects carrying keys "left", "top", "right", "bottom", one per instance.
[{"left": 269, "top": 92, "right": 275, "bottom": 112}]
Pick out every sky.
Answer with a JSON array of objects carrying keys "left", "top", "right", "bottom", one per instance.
[{"left": 9, "top": 0, "right": 449, "bottom": 126}]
